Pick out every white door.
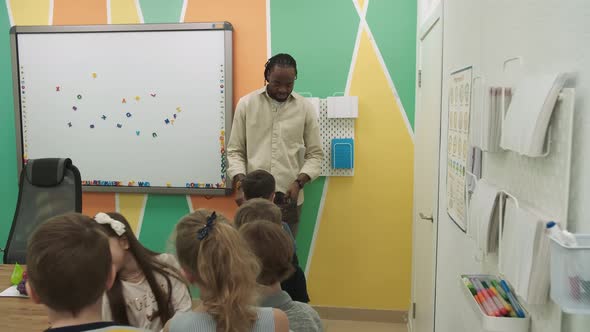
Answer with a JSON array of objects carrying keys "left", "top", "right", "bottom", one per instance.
[{"left": 410, "top": 6, "right": 443, "bottom": 332}]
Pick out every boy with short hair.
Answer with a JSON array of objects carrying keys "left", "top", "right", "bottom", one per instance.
[
  {"left": 236, "top": 170, "right": 310, "bottom": 303},
  {"left": 26, "top": 213, "right": 146, "bottom": 332},
  {"left": 240, "top": 221, "right": 323, "bottom": 332}
]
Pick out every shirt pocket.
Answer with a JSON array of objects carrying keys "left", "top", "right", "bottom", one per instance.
[{"left": 280, "top": 119, "right": 305, "bottom": 148}]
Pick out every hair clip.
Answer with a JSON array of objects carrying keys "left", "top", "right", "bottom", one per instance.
[
  {"left": 94, "top": 212, "right": 126, "bottom": 236},
  {"left": 197, "top": 212, "right": 217, "bottom": 240}
]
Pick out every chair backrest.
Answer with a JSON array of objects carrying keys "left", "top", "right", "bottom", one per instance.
[{"left": 3, "top": 158, "right": 82, "bottom": 264}]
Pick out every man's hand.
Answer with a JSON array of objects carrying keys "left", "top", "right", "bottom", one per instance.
[
  {"left": 235, "top": 189, "right": 245, "bottom": 206},
  {"left": 233, "top": 174, "right": 246, "bottom": 206},
  {"left": 285, "top": 181, "right": 301, "bottom": 203},
  {"left": 285, "top": 173, "right": 311, "bottom": 203}
]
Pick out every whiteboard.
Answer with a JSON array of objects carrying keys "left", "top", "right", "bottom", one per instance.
[{"left": 10, "top": 23, "right": 233, "bottom": 195}]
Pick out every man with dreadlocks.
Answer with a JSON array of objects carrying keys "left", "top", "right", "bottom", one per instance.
[{"left": 227, "top": 53, "right": 323, "bottom": 237}]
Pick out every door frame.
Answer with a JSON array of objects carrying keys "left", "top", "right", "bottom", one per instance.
[{"left": 410, "top": 2, "right": 444, "bottom": 332}]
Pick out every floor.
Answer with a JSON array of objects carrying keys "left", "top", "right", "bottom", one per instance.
[{"left": 323, "top": 320, "right": 407, "bottom": 332}]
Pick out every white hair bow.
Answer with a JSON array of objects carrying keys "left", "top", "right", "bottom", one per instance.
[{"left": 94, "top": 212, "right": 126, "bottom": 236}]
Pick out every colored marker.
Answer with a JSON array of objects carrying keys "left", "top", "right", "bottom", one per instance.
[
  {"left": 490, "top": 279, "right": 516, "bottom": 317},
  {"left": 498, "top": 280, "right": 524, "bottom": 315},
  {"left": 463, "top": 277, "right": 486, "bottom": 313},
  {"left": 463, "top": 277, "right": 477, "bottom": 295},
  {"left": 481, "top": 281, "right": 509, "bottom": 316},
  {"left": 474, "top": 279, "right": 503, "bottom": 317},
  {"left": 471, "top": 278, "right": 499, "bottom": 316},
  {"left": 500, "top": 280, "right": 525, "bottom": 318},
  {"left": 490, "top": 280, "right": 509, "bottom": 301},
  {"left": 486, "top": 280, "right": 516, "bottom": 317}
]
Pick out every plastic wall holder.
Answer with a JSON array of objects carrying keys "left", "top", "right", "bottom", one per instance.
[
  {"left": 460, "top": 274, "right": 530, "bottom": 332},
  {"left": 331, "top": 138, "right": 354, "bottom": 169}
]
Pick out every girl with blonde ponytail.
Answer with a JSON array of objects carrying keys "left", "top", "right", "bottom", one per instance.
[{"left": 165, "top": 209, "right": 289, "bottom": 332}]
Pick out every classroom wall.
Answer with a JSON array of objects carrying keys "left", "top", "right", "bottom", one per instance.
[
  {"left": 434, "top": 0, "right": 590, "bottom": 331},
  {"left": 0, "top": 0, "right": 416, "bottom": 311}
]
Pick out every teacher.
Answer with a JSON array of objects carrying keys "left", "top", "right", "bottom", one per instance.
[{"left": 227, "top": 53, "right": 323, "bottom": 237}]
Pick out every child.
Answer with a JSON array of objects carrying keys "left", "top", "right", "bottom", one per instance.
[
  {"left": 240, "top": 220, "right": 323, "bottom": 332},
  {"left": 242, "top": 170, "right": 299, "bottom": 236},
  {"left": 241, "top": 169, "right": 276, "bottom": 201},
  {"left": 235, "top": 197, "right": 310, "bottom": 303},
  {"left": 25, "top": 213, "right": 147, "bottom": 331},
  {"left": 239, "top": 170, "right": 297, "bottom": 240},
  {"left": 94, "top": 212, "right": 192, "bottom": 331},
  {"left": 234, "top": 198, "right": 283, "bottom": 229},
  {"left": 165, "top": 209, "right": 289, "bottom": 332}
]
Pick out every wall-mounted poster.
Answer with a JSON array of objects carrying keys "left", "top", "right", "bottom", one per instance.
[{"left": 447, "top": 66, "right": 472, "bottom": 231}]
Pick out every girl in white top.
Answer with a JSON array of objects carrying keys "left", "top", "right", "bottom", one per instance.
[
  {"left": 94, "top": 212, "right": 192, "bottom": 331},
  {"left": 165, "top": 209, "right": 289, "bottom": 332}
]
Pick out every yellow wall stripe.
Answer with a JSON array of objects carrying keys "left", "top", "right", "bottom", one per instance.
[
  {"left": 307, "top": 29, "right": 414, "bottom": 310},
  {"left": 357, "top": 0, "right": 366, "bottom": 12},
  {"left": 7, "top": 0, "right": 51, "bottom": 25},
  {"left": 110, "top": 0, "right": 141, "bottom": 24},
  {"left": 118, "top": 193, "right": 147, "bottom": 235},
  {"left": 109, "top": 0, "right": 143, "bottom": 235}
]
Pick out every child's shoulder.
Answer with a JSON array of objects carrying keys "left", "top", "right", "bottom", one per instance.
[
  {"left": 94, "top": 326, "right": 148, "bottom": 332},
  {"left": 289, "top": 302, "right": 323, "bottom": 331},
  {"left": 290, "top": 301, "right": 318, "bottom": 315},
  {"left": 45, "top": 322, "right": 149, "bottom": 332},
  {"left": 156, "top": 253, "right": 179, "bottom": 266},
  {"left": 168, "top": 311, "right": 215, "bottom": 331}
]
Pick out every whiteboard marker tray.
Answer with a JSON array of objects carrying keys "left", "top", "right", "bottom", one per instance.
[{"left": 460, "top": 274, "right": 530, "bottom": 332}]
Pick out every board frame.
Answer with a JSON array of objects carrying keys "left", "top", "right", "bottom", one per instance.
[{"left": 10, "top": 22, "right": 234, "bottom": 195}]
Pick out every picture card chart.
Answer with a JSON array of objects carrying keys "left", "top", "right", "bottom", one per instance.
[
  {"left": 446, "top": 66, "right": 473, "bottom": 231},
  {"left": 14, "top": 26, "right": 232, "bottom": 192}
]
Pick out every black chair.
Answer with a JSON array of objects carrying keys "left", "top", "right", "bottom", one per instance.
[{"left": 3, "top": 158, "right": 82, "bottom": 264}]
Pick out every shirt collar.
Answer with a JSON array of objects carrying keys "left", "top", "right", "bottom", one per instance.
[
  {"left": 45, "top": 322, "right": 117, "bottom": 332},
  {"left": 260, "top": 290, "right": 292, "bottom": 308},
  {"left": 258, "top": 86, "right": 299, "bottom": 102}
]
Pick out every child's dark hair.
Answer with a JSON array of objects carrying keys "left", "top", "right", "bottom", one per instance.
[
  {"left": 242, "top": 170, "right": 276, "bottom": 200},
  {"left": 97, "top": 212, "right": 187, "bottom": 326},
  {"left": 26, "top": 213, "right": 111, "bottom": 316},
  {"left": 264, "top": 53, "right": 298, "bottom": 82},
  {"left": 240, "top": 220, "right": 295, "bottom": 286},
  {"left": 234, "top": 198, "right": 282, "bottom": 229}
]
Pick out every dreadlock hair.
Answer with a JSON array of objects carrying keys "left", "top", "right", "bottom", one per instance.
[{"left": 264, "top": 53, "right": 298, "bottom": 82}]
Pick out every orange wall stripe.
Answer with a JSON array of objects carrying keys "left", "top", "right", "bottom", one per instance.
[
  {"left": 53, "top": 0, "right": 107, "bottom": 25},
  {"left": 183, "top": 0, "right": 266, "bottom": 221},
  {"left": 184, "top": 0, "right": 267, "bottom": 107},
  {"left": 82, "top": 192, "right": 116, "bottom": 217},
  {"left": 190, "top": 196, "right": 237, "bottom": 220}
]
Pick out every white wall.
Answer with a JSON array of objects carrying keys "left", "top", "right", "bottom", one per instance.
[
  {"left": 435, "top": 0, "right": 590, "bottom": 331},
  {"left": 419, "top": 0, "right": 442, "bottom": 26}
]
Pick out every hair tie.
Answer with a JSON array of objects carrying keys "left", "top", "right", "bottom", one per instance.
[
  {"left": 197, "top": 212, "right": 217, "bottom": 240},
  {"left": 94, "top": 212, "right": 126, "bottom": 236}
]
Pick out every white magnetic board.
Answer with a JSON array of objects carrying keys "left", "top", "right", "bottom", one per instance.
[{"left": 11, "top": 23, "right": 233, "bottom": 195}]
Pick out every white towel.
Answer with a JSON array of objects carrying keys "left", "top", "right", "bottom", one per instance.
[
  {"left": 467, "top": 179, "right": 500, "bottom": 254},
  {"left": 500, "top": 200, "right": 550, "bottom": 304},
  {"left": 500, "top": 73, "right": 569, "bottom": 157}
]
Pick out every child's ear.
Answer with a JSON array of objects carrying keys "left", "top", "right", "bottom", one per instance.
[
  {"left": 26, "top": 281, "right": 41, "bottom": 304},
  {"left": 119, "top": 235, "right": 130, "bottom": 250},
  {"left": 270, "top": 192, "right": 276, "bottom": 202},
  {"left": 181, "top": 268, "right": 197, "bottom": 284},
  {"left": 105, "top": 264, "right": 117, "bottom": 291}
]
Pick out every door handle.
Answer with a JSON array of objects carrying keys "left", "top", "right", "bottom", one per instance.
[{"left": 419, "top": 212, "right": 434, "bottom": 223}]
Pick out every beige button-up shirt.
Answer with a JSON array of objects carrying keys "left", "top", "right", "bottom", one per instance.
[{"left": 227, "top": 87, "right": 323, "bottom": 204}]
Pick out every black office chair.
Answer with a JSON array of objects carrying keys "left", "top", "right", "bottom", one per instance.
[{"left": 2, "top": 158, "right": 82, "bottom": 264}]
